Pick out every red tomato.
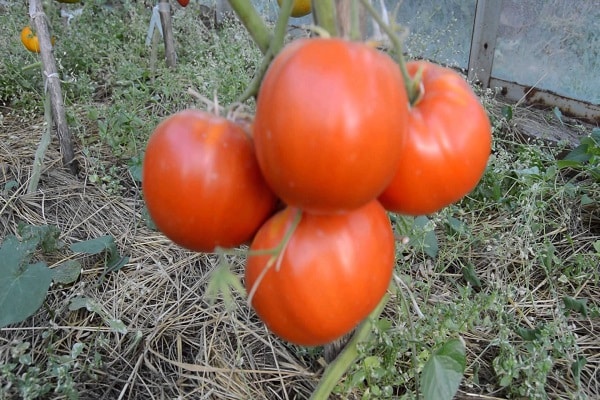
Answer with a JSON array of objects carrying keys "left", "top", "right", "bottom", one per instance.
[
  {"left": 177, "top": 0, "right": 189, "bottom": 6},
  {"left": 142, "top": 110, "right": 278, "bottom": 252},
  {"left": 253, "top": 38, "right": 409, "bottom": 214},
  {"left": 245, "top": 200, "right": 395, "bottom": 346},
  {"left": 378, "top": 61, "right": 492, "bottom": 215}
]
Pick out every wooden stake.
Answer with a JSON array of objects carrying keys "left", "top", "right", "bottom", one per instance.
[{"left": 29, "top": 0, "right": 78, "bottom": 175}]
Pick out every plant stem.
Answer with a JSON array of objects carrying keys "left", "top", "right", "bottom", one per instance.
[
  {"left": 227, "top": 0, "right": 272, "bottom": 55},
  {"left": 397, "top": 279, "right": 421, "bottom": 397},
  {"left": 359, "top": 0, "right": 420, "bottom": 104},
  {"left": 312, "top": 0, "right": 337, "bottom": 37},
  {"left": 349, "top": 0, "right": 361, "bottom": 41},
  {"left": 237, "top": 0, "right": 293, "bottom": 102},
  {"left": 310, "top": 293, "right": 390, "bottom": 400}
]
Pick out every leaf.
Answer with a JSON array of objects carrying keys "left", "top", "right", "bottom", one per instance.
[
  {"left": 553, "top": 106, "right": 564, "bottom": 125},
  {"left": 501, "top": 105, "right": 513, "bottom": 121},
  {"left": 70, "top": 235, "right": 116, "bottom": 255},
  {"left": 421, "top": 338, "right": 466, "bottom": 400},
  {"left": 108, "top": 319, "right": 128, "bottom": 334},
  {"left": 3, "top": 180, "right": 18, "bottom": 194},
  {"left": 413, "top": 216, "right": 438, "bottom": 259},
  {"left": 205, "top": 263, "right": 246, "bottom": 307},
  {"left": 563, "top": 296, "right": 588, "bottom": 317},
  {"left": 0, "top": 235, "right": 31, "bottom": 270},
  {"left": 0, "top": 261, "right": 53, "bottom": 328},
  {"left": 461, "top": 263, "right": 481, "bottom": 288},
  {"left": 52, "top": 261, "right": 82, "bottom": 285},
  {"left": 446, "top": 216, "right": 469, "bottom": 237},
  {"left": 571, "top": 356, "right": 587, "bottom": 386},
  {"left": 18, "top": 225, "right": 62, "bottom": 253},
  {"left": 515, "top": 325, "right": 544, "bottom": 341},
  {"left": 559, "top": 144, "right": 590, "bottom": 166}
]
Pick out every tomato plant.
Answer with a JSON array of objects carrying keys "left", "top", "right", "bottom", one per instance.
[
  {"left": 378, "top": 60, "right": 492, "bottom": 215},
  {"left": 245, "top": 200, "right": 395, "bottom": 346},
  {"left": 253, "top": 38, "right": 409, "bottom": 214},
  {"left": 142, "top": 110, "right": 278, "bottom": 252},
  {"left": 276, "top": 0, "right": 311, "bottom": 18}
]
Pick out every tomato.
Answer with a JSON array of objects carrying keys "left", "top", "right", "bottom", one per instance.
[
  {"left": 276, "top": 0, "right": 311, "bottom": 18},
  {"left": 177, "top": 0, "right": 189, "bottom": 6},
  {"left": 20, "top": 26, "right": 55, "bottom": 53},
  {"left": 253, "top": 38, "right": 409, "bottom": 214},
  {"left": 245, "top": 200, "right": 395, "bottom": 346},
  {"left": 142, "top": 110, "right": 278, "bottom": 252},
  {"left": 378, "top": 61, "right": 492, "bottom": 215}
]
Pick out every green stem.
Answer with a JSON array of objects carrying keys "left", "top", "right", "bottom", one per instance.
[
  {"left": 397, "top": 280, "right": 421, "bottom": 397},
  {"left": 310, "top": 293, "right": 390, "bottom": 400},
  {"left": 237, "top": 0, "right": 293, "bottom": 102},
  {"left": 227, "top": 0, "right": 272, "bottom": 55},
  {"left": 349, "top": 0, "right": 361, "bottom": 41},
  {"left": 312, "top": 0, "right": 337, "bottom": 37},
  {"left": 359, "top": 0, "right": 420, "bottom": 104}
]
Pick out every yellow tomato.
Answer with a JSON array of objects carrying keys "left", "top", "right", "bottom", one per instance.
[
  {"left": 277, "top": 0, "right": 312, "bottom": 18},
  {"left": 20, "top": 26, "right": 56, "bottom": 53}
]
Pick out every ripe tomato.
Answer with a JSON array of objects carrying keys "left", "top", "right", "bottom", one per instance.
[
  {"left": 378, "top": 61, "right": 492, "bottom": 215},
  {"left": 245, "top": 200, "right": 395, "bottom": 346},
  {"left": 177, "top": 0, "right": 189, "bottom": 6},
  {"left": 276, "top": 0, "right": 311, "bottom": 18},
  {"left": 142, "top": 110, "right": 278, "bottom": 252},
  {"left": 253, "top": 38, "right": 409, "bottom": 214}
]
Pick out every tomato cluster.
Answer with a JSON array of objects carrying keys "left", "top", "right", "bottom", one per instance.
[{"left": 142, "top": 37, "right": 491, "bottom": 347}]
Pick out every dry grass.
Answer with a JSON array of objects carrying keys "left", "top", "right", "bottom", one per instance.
[{"left": 1, "top": 97, "right": 599, "bottom": 399}]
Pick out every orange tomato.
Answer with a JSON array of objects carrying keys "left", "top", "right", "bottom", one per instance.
[{"left": 20, "top": 26, "right": 55, "bottom": 53}]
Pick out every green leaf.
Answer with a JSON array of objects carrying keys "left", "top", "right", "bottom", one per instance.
[
  {"left": 560, "top": 144, "right": 590, "bottom": 165},
  {"left": 413, "top": 216, "right": 438, "bottom": 259},
  {"left": 461, "top": 263, "right": 481, "bottom": 288},
  {"left": 0, "top": 235, "right": 31, "bottom": 269},
  {"left": 553, "top": 106, "right": 564, "bottom": 125},
  {"left": 563, "top": 296, "right": 588, "bottom": 317},
  {"left": 421, "top": 338, "right": 466, "bottom": 400},
  {"left": 446, "top": 216, "right": 469, "bottom": 237},
  {"left": 52, "top": 261, "right": 82, "bottom": 285},
  {"left": 571, "top": 356, "right": 586, "bottom": 386},
  {"left": 501, "top": 105, "right": 513, "bottom": 121},
  {"left": 515, "top": 325, "right": 544, "bottom": 341},
  {"left": 70, "top": 235, "right": 116, "bottom": 255},
  {"left": 18, "top": 224, "right": 62, "bottom": 253},
  {"left": 3, "top": 180, "right": 18, "bottom": 194},
  {"left": 205, "top": 262, "right": 246, "bottom": 307},
  {"left": 0, "top": 261, "right": 53, "bottom": 328}
]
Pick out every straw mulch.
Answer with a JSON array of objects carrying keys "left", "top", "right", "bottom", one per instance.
[{"left": 1, "top": 99, "right": 599, "bottom": 399}]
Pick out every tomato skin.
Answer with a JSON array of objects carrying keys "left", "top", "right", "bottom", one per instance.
[
  {"left": 142, "top": 110, "right": 278, "bottom": 252},
  {"left": 20, "top": 26, "right": 56, "bottom": 53},
  {"left": 254, "top": 38, "right": 409, "bottom": 214},
  {"left": 177, "top": 0, "right": 190, "bottom": 7},
  {"left": 245, "top": 200, "right": 395, "bottom": 346},
  {"left": 378, "top": 61, "right": 492, "bottom": 215},
  {"left": 276, "top": 0, "right": 311, "bottom": 17}
]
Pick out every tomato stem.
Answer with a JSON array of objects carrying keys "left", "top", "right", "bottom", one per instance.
[
  {"left": 359, "top": 0, "right": 420, "bottom": 105},
  {"left": 310, "top": 292, "right": 390, "bottom": 399},
  {"left": 237, "top": 0, "right": 294, "bottom": 102},
  {"left": 311, "top": 0, "right": 338, "bottom": 37},
  {"left": 227, "top": 0, "right": 272, "bottom": 55},
  {"left": 246, "top": 208, "right": 302, "bottom": 305}
]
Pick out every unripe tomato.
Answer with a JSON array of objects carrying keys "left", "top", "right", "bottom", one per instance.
[
  {"left": 379, "top": 61, "right": 492, "bottom": 215},
  {"left": 20, "top": 26, "right": 55, "bottom": 53},
  {"left": 254, "top": 38, "right": 409, "bottom": 214},
  {"left": 142, "top": 110, "right": 278, "bottom": 252},
  {"left": 276, "top": 0, "right": 311, "bottom": 18},
  {"left": 245, "top": 200, "right": 395, "bottom": 346}
]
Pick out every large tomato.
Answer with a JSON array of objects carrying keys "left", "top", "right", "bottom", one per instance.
[
  {"left": 245, "top": 200, "right": 395, "bottom": 346},
  {"left": 378, "top": 61, "right": 492, "bottom": 215},
  {"left": 276, "top": 0, "right": 311, "bottom": 18},
  {"left": 142, "top": 110, "right": 278, "bottom": 252},
  {"left": 253, "top": 38, "right": 408, "bottom": 214}
]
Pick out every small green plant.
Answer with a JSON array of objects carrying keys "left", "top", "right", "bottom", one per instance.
[
  {"left": 0, "top": 225, "right": 127, "bottom": 328},
  {"left": 558, "top": 128, "right": 600, "bottom": 181}
]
